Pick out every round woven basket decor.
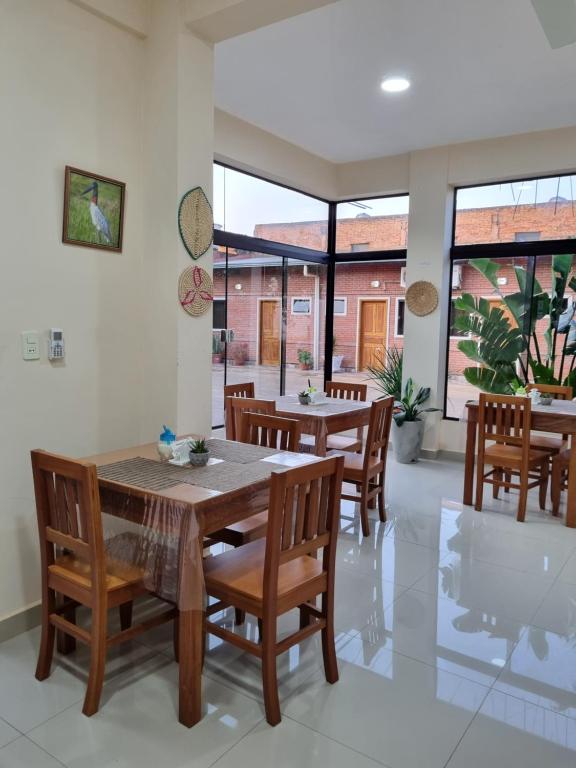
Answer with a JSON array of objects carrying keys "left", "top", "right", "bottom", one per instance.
[
  {"left": 178, "top": 187, "right": 213, "bottom": 260},
  {"left": 178, "top": 266, "right": 213, "bottom": 317},
  {"left": 405, "top": 280, "right": 438, "bottom": 316}
]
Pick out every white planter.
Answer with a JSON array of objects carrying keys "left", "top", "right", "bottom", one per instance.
[
  {"left": 392, "top": 420, "right": 425, "bottom": 463},
  {"left": 332, "top": 355, "right": 344, "bottom": 372}
]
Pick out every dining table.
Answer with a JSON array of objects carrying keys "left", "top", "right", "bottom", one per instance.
[
  {"left": 84, "top": 437, "right": 322, "bottom": 727},
  {"left": 463, "top": 399, "right": 576, "bottom": 527},
  {"left": 275, "top": 394, "right": 372, "bottom": 456}
]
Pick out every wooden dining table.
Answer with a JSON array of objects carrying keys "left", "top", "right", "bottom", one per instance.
[
  {"left": 84, "top": 437, "right": 321, "bottom": 727},
  {"left": 275, "top": 395, "right": 372, "bottom": 456},
  {"left": 463, "top": 399, "right": 576, "bottom": 527}
]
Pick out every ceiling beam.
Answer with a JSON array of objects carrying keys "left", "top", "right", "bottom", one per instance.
[
  {"left": 67, "top": 0, "right": 150, "bottom": 39},
  {"left": 181, "top": 0, "right": 339, "bottom": 43}
]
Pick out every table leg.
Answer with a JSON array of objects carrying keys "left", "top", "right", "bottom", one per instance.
[
  {"left": 463, "top": 416, "right": 476, "bottom": 506},
  {"left": 178, "top": 607, "right": 203, "bottom": 727},
  {"left": 566, "top": 437, "right": 576, "bottom": 528},
  {"left": 315, "top": 429, "right": 327, "bottom": 457}
]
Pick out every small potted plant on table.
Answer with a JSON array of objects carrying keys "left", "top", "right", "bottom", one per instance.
[{"left": 189, "top": 438, "right": 210, "bottom": 467}]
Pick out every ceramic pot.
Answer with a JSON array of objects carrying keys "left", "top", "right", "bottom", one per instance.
[
  {"left": 298, "top": 395, "right": 311, "bottom": 405},
  {"left": 189, "top": 451, "right": 210, "bottom": 467},
  {"left": 392, "top": 420, "right": 425, "bottom": 463}
]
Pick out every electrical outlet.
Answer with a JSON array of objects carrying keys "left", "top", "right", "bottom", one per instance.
[{"left": 21, "top": 331, "right": 40, "bottom": 360}]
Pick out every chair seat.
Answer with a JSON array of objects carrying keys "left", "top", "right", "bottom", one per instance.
[
  {"left": 209, "top": 511, "right": 268, "bottom": 547},
  {"left": 49, "top": 553, "right": 144, "bottom": 592},
  {"left": 300, "top": 434, "right": 361, "bottom": 453},
  {"left": 333, "top": 452, "right": 382, "bottom": 481},
  {"left": 204, "top": 538, "right": 323, "bottom": 605},
  {"left": 484, "top": 443, "right": 551, "bottom": 468},
  {"left": 529, "top": 435, "right": 565, "bottom": 454}
]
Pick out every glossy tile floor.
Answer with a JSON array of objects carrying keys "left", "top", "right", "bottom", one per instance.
[{"left": 1, "top": 459, "right": 576, "bottom": 767}]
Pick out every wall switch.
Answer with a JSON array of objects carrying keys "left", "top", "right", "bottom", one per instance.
[{"left": 21, "top": 331, "right": 40, "bottom": 360}]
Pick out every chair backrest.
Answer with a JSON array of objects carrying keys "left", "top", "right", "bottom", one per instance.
[
  {"left": 225, "top": 396, "right": 276, "bottom": 440},
  {"left": 239, "top": 412, "right": 302, "bottom": 452},
  {"left": 326, "top": 381, "right": 367, "bottom": 401},
  {"left": 224, "top": 383, "right": 255, "bottom": 436},
  {"left": 364, "top": 397, "right": 394, "bottom": 468},
  {"left": 526, "top": 382, "right": 572, "bottom": 400},
  {"left": 31, "top": 450, "right": 106, "bottom": 591},
  {"left": 477, "top": 394, "right": 532, "bottom": 461},
  {"left": 263, "top": 455, "right": 344, "bottom": 608}
]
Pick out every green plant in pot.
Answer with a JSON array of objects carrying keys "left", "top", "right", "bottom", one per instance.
[
  {"left": 189, "top": 438, "right": 210, "bottom": 467},
  {"left": 297, "top": 349, "right": 313, "bottom": 370},
  {"left": 298, "top": 389, "right": 311, "bottom": 405},
  {"left": 392, "top": 378, "right": 439, "bottom": 463}
]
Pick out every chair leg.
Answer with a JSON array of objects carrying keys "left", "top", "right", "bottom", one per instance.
[
  {"left": 475, "top": 459, "right": 485, "bottom": 512},
  {"left": 517, "top": 475, "right": 528, "bottom": 523},
  {"left": 320, "top": 591, "right": 338, "bottom": 684},
  {"left": 551, "top": 460, "right": 562, "bottom": 516},
  {"left": 173, "top": 614, "right": 180, "bottom": 663},
  {"left": 83, "top": 603, "right": 107, "bottom": 717},
  {"left": 35, "top": 588, "right": 56, "bottom": 681},
  {"left": 57, "top": 599, "right": 77, "bottom": 655},
  {"left": 359, "top": 483, "right": 371, "bottom": 537},
  {"left": 493, "top": 467, "right": 502, "bottom": 499},
  {"left": 539, "top": 462, "right": 550, "bottom": 511},
  {"left": 504, "top": 472, "right": 511, "bottom": 493},
  {"left": 235, "top": 608, "right": 246, "bottom": 626},
  {"left": 377, "top": 472, "right": 386, "bottom": 522},
  {"left": 118, "top": 602, "right": 133, "bottom": 631},
  {"left": 261, "top": 616, "right": 281, "bottom": 726}
]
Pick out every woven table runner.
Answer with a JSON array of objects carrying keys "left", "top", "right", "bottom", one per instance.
[
  {"left": 97, "top": 457, "right": 182, "bottom": 491},
  {"left": 276, "top": 396, "right": 371, "bottom": 416},
  {"left": 205, "top": 438, "right": 280, "bottom": 464},
  {"left": 169, "top": 460, "right": 285, "bottom": 493}
]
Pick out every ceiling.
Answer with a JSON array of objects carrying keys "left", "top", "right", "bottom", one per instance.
[{"left": 214, "top": 0, "right": 576, "bottom": 163}]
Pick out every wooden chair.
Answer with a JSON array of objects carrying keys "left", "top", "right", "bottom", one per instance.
[
  {"left": 300, "top": 381, "right": 368, "bottom": 454},
  {"left": 526, "top": 383, "right": 572, "bottom": 454},
  {"left": 31, "top": 450, "right": 177, "bottom": 716},
  {"left": 551, "top": 448, "right": 570, "bottom": 516},
  {"left": 223, "top": 382, "right": 255, "bottom": 438},
  {"left": 474, "top": 394, "right": 552, "bottom": 522},
  {"left": 204, "top": 455, "right": 345, "bottom": 726},
  {"left": 225, "top": 396, "right": 275, "bottom": 441},
  {"left": 337, "top": 396, "right": 394, "bottom": 537}
]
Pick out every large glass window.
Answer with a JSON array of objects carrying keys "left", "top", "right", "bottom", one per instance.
[
  {"left": 336, "top": 195, "right": 409, "bottom": 253},
  {"left": 454, "top": 174, "right": 576, "bottom": 246},
  {"left": 213, "top": 164, "right": 329, "bottom": 250}
]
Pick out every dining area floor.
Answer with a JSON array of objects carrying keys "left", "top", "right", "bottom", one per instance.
[{"left": 1, "top": 457, "right": 575, "bottom": 768}]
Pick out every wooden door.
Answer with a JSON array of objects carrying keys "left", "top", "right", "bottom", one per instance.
[
  {"left": 259, "top": 300, "right": 280, "bottom": 365},
  {"left": 359, "top": 300, "right": 388, "bottom": 370}
]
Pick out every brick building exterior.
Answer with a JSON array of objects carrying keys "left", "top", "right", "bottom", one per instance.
[{"left": 213, "top": 201, "right": 575, "bottom": 379}]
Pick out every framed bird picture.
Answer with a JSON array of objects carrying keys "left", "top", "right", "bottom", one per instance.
[{"left": 62, "top": 166, "right": 125, "bottom": 252}]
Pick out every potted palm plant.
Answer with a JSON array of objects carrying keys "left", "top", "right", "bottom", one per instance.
[
  {"left": 392, "top": 378, "right": 439, "bottom": 463},
  {"left": 297, "top": 349, "right": 313, "bottom": 370}
]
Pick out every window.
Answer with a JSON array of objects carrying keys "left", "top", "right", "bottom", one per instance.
[
  {"left": 395, "top": 298, "right": 405, "bottom": 336},
  {"left": 454, "top": 174, "right": 576, "bottom": 245},
  {"left": 291, "top": 297, "right": 312, "bottom": 315},
  {"left": 213, "top": 164, "right": 329, "bottom": 251},
  {"left": 336, "top": 195, "right": 409, "bottom": 253},
  {"left": 334, "top": 298, "right": 347, "bottom": 316},
  {"left": 212, "top": 298, "right": 226, "bottom": 329},
  {"left": 515, "top": 231, "right": 541, "bottom": 242},
  {"left": 449, "top": 299, "right": 468, "bottom": 338}
]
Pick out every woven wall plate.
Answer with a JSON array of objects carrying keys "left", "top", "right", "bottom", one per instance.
[
  {"left": 178, "top": 266, "right": 213, "bottom": 317},
  {"left": 178, "top": 187, "right": 213, "bottom": 260},
  {"left": 405, "top": 280, "right": 438, "bottom": 316}
]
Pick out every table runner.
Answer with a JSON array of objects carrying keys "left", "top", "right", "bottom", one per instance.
[
  {"left": 276, "top": 395, "right": 371, "bottom": 417},
  {"left": 205, "top": 438, "right": 280, "bottom": 464}
]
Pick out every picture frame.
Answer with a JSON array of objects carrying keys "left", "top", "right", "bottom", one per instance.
[{"left": 62, "top": 166, "right": 126, "bottom": 252}]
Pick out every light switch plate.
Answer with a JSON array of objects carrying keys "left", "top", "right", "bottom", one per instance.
[{"left": 21, "top": 331, "right": 40, "bottom": 360}]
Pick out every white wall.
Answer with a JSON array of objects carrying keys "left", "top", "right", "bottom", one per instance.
[{"left": 0, "top": 0, "right": 145, "bottom": 620}]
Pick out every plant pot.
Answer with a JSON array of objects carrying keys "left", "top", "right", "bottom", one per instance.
[
  {"left": 298, "top": 395, "right": 311, "bottom": 405},
  {"left": 189, "top": 451, "right": 210, "bottom": 467},
  {"left": 212, "top": 354, "right": 222, "bottom": 364},
  {"left": 332, "top": 354, "right": 344, "bottom": 372},
  {"left": 392, "top": 420, "right": 425, "bottom": 464},
  {"left": 300, "top": 363, "right": 312, "bottom": 371}
]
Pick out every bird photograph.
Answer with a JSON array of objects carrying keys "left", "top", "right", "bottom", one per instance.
[{"left": 63, "top": 167, "right": 124, "bottom": 250}]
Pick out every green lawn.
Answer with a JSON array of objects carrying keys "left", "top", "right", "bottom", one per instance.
[{"left": 66, "top": 172, "right": 122, "bottom": 247}]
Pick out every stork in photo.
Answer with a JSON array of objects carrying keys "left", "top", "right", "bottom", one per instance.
[{"left": 80, "top": 181, "right": 112, "bottom": 244}]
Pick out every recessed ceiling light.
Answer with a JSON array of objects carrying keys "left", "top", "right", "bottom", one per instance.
[{"left": 381, "top": 76, "right": 410, "bottom": 93}]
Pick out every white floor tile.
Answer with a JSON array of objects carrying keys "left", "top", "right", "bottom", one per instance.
[
  {"left": 494, "top": 626, "right": 576, "bottom": 719},
  {"left": 283, "top": 639, "right": 489, "bottom": 768},
  {"left": 447, "top": 690, "right": 576, "bottom": 767},
  {"left": 0, "top": 737, "right": 65, "bottom": 767},
  {"left": 0, "top": 718, "right": 20, "bottom": 750},
  {"left": 28, "top": 664, "right": 264, "bottom": 768},
  {"left": 530, "top": 580, "right": 576, "bottom": 636},
  {"left": 558, "top": 549, "right": 576, "bottom": 584},
  {"left": 212, "top": 716, "right": 386, "bottom": 768}
]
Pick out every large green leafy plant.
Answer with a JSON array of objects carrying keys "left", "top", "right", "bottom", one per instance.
[
  {"left": 394, "top": 378, "right": 440, "bottom": 426},
  {"left": 366, "top": 347, "right": 403, "bottom": 401},
  {"left": 453, "top": 255, "right": 576, "bottom": 394}
]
